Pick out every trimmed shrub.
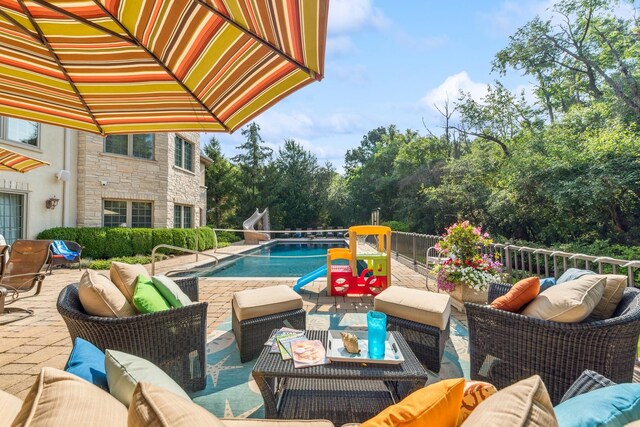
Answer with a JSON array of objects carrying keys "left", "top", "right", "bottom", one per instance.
[
  {"left": 153, "top": 229, "right": 175, "bottom": 254},
  {"left": 36, "top": 227, "right": 78, "bottom": 241},
  {"left": 183, "top": 228, "right": 197, "bottom": 250},
  {"left": 199, "top": 227, "right": 215, "bottom": 250},
  {"left": 87, "top": 254, "right": 165, "bottom": 270},
  {"left": 382, "top": 221, "right": 410, "bottom": 232},
  {"left": 77, "top": 227, "right": 107, "bottom": 259},
  {"left": 216, "top": 230, "right": 241, "bottom": 243},
  {"left": 172, "top": 229, "right": 187, "bottom": 251},
  {"left": 130, "top": 228, "right": 153, "bottom": 255},
  {"left": 105, "top": 228, "right": 134, "bottom": 257}
]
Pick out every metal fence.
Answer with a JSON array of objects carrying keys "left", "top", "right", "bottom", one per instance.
[{"left": 391, "top": 231, "right": 640, "bottom": 287}]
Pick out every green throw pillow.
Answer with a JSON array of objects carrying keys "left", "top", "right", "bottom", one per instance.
[
  {"left": 105, "top": 349, "right": 189, "bottom": 407},
  {"left": 132, "top": 275, "right": 170, "bottom": 314},
  {"left": 151, "top": 275, "right": 192, "bottom": 308}
]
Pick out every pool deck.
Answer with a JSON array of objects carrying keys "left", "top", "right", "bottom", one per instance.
[{"left": 0, "top": 243, "right": 637, "bottom": 399}]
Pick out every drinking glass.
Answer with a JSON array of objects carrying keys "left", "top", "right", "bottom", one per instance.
[{"left": 367, "top": 311, "right": 387, "bottom": 359}]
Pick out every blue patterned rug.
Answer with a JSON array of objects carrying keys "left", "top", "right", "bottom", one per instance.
[{"left": 190, "top": 313, "right": 469, "bottom": 419}]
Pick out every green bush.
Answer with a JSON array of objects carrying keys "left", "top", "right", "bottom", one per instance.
[
  {"left": 183, "top": 228, "right": 197, "bottom": 250},
  {"left": 77, "top": 227, "right": 107, "bottom": 259},
  {"left": 216, "top": 230, "right": 241, "bottom": 243},
  {"left": 130, "top": 229, "right": 153, "bottom": 255},
  {"left": 197, "top": 227, "right": 214, "bottom": 250},
  {"left": 172, "top": 229, "right": 187, "bottom": 251},
  {"left": 382, "top": 221, "right": 410, "bottom": 232},
  {"left": 36, "top": 227, "right": 78, "bottom": 241},
  {"left": 153, "top": 229, "right": 175, "bottom": 254},
  {"left": 87, "top": 254, "right": 165, "bottom": 270},
  {"left": 105, "top": 228, "right": 133, "bottom": 257}
]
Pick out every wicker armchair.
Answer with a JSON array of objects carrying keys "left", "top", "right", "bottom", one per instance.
[
  {"left": 465, "top": 282, "right": 640, "bottom": 404},
  {"left": 57, "top": 277, "right": 207, "bottom": 391}
]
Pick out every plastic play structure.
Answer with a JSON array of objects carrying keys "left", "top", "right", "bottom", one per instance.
[
  {"left": 242, "top": 208, "right": 270, "bottom": 244},
  {"left": 293, "top": 225, "right": 392, "bottom": 295}
]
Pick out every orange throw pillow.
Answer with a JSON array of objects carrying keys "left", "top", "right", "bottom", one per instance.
[
  {"left": 457, "top": 380, "right": 497, "bottom": 426},
  {"left": 361, "top": 378, "right": 465, "bottom": 427},
  {"left": 490, "top": 277, "right": 540, "bottom": 312}
]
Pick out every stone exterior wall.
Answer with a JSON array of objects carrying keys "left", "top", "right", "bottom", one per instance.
[{"left": 76, "top": 131, "right": 205, "bottom": 229}]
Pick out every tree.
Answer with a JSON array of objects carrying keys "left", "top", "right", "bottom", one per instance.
[
  {"left": 202, "top": 137, "right": 239, "bottom": 227},
  {"left": 231, "top": 123, "right": 273, "bottom": 220}
]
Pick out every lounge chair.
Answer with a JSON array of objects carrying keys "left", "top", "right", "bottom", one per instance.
[
  {"left": 0, "top": 240, "right": 52, "bottom": 323},
  {"left": 282, "top": 228, "right": 292, "bottom": 238},
  {"left": 305, "top": 228, "right": 314, "bottom": 238},
  {"left": 316, "top": 227, "right": 325, "bottom": 238},
  {"left": 325, "top": 228, "right": 335, "bottom": 238},
  {"left": 294, "top": 228, "right": 302, "bottom": 238},
  {"left": 48, "top": 240, "right": 83, "bottom": 274}
]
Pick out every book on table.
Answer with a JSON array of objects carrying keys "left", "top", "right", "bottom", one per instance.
[
  {"left": 276, "top": 333, "right": 308, "bottom": 360},
  {"left": 290, "top": 340, "right": 329, "bottom": 368}
]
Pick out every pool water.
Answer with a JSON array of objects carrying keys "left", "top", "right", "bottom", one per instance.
[{"left": 202, "top": 242, "right": 347, "bottom": 277}]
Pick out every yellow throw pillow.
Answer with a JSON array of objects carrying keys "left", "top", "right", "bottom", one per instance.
[
  {"left": 11, "top": 367, "right": 127, "bottom": 427},
  {"left": 590, "top": 274, "right": 627, "bottom": 320},
  {"left": 128, "top": 382, "right": 226, "bottom": 427},
  {"left": 110, "top": 262, "right": 150, "bottom": 304},
  {"left": 461, "top": 375, "right": 558, "bottom": 426},
  {"left": 361, "top": 378, "right": 465, "bottom": 427},
  {"left": 456, "top": 381, "right": 497, "bottom": 426},
  {"left": 78, "top": 270, "right": 135, "bottom": 317}
]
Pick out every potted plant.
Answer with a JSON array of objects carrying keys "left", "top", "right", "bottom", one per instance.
[{"left": 431, "top": 221, "right": 503, "bottom": 310}]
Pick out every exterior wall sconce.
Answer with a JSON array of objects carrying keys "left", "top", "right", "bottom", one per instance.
[{"left": 46, "top": 196, "right": 60, "bottom": 210}]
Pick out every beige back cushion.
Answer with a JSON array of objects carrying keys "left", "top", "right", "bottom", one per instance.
[
  {"left": 78, "top": 270, "right": 135, "bottom": 317},
  {"left": 521, "top": 275, "right": 606, "bottom": 322},
  {"left": 110, "top": 262, "right": 150, "bottom": 304},
  {"left": 590, "top": 274, "right": 627, "bottom": 320},
  {"left": 0, "top": 390, "right": 22, "bottom": 427},
  {"left": 128, "top": 382, "right": 226, "bottom": 427},
  {"left": 10, "top": 367, "right": 127, "bottom": 427},
  {"left": 222, "top": 421, "right": 335, "bottom": 426},
  {"left": 461, "top": 375, "right": 558, "bottom": 427}
]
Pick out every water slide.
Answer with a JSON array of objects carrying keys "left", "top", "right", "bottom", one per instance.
[
  {"left": 243, "top": 208, "right": 270, "bottom": 244},
  {"left": 294, "top": 265, "right": 327, "bottom": 292}
]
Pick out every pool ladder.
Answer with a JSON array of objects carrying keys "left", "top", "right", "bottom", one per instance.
[{"left": 151, "top": 244, "right": 219, "bottom": 276}]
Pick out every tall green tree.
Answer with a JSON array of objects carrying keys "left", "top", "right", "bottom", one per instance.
[{"left": 202, "top": 137, "right": 239, "bottom": 227}]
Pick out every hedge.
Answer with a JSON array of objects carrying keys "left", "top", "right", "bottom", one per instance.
[{"left": 37, "top": 227, "right": 216, "bottom": 259}]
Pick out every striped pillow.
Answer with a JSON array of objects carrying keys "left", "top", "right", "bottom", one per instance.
[{"left": 457, "top": 380, "right": 497, "bottom": 426}]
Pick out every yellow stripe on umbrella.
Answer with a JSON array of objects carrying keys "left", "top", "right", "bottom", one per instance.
[{"left": 0, "top": 146, "right": 49, "bottom": 173}]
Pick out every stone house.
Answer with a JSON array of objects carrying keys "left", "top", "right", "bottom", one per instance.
[{"left": 0, "top": 116, "right": 210, "bottom": 243}]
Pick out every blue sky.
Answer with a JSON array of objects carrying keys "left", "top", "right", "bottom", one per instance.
[{"left": 199, "top": 0, "right": 583, "bottom": 171}]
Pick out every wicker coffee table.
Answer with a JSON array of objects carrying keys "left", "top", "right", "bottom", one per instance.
[{"left": 252, "top": 330, "right": 428, "bottom": 425}]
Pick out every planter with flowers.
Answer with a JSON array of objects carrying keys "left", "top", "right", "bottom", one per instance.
[{"left": 431, "top": 221, "right": 503, "bottom": 310}]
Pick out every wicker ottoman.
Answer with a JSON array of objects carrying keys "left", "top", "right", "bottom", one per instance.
[
  {"left": 374, "top": 287, "right": 451, "bottom": 372},
  {"left": 232, "top": 285, "right": 306, "bottom": 362}
]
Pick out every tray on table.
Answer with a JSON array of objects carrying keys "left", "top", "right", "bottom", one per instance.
[{"left": 326, "top": 330, "right": 405, "bottom": 364}]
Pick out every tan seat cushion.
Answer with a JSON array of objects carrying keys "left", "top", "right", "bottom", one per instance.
[
  {"left": 223, "top": 420, "right": 335, "bottom": 426},
  {"left": 232, "top": 285, "right": 303, "bottom": 321},
  {"left": 373, "top": 286, "right": 451, "bottom": 330},
  {"left": 128, "top": 382, "right": 226, "bottom": 427},
  {"left": 0, "top": 390, "right": 22, "bottom": 427},
  {"left": 110, "top": 262, "right": 150, "bottom": 304},
  {"left": 11, "top": 367, "right": 127, "bottom": 427},
  {"left": 590, "top": 274, "right": 627, "bottom": 320},
  {"left": 521, "top": 276, "right": 606, "bottom": 322},
  {"left": 78, "top": 270, "right": 136, "bottom": 317},
  {"left": 461, "top": 375, "right": 558, "bottom": 426}
]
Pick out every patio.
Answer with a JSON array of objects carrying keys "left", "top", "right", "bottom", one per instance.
[{"left": 0, "top": 244, "right": 468, "bottom": 400}]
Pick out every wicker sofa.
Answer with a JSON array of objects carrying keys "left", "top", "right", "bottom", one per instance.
[
  {"left": 465, "top": 282, "right": 640, "bottom": 404},
  {"left": 56, "top": 277, "right": 207, "bottom": 391}
]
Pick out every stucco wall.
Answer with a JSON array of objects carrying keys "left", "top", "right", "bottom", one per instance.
[{"left": 0, "top": 123, "right": 78, "bottom": 239}]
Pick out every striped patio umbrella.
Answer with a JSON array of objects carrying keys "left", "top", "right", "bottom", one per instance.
[
  {"left": 0, "top": 0, "right": 328, "bottom": 134},
  {"left": 0, "top": 146, "right": 49, "bottom": 172}
]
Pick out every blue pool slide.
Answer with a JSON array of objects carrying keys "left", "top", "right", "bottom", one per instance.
[{"left": 294, "top": 265, "right": 327, "bottom": 292}]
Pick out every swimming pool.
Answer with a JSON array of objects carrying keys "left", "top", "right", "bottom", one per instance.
[{"left": 201, "top": 241, "right": 347, "bottom": 277}]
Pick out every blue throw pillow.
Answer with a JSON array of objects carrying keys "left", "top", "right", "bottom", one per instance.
[
  {"left": 555, "top": 383, "right": 640, "bottom": 427},
  {"left": 64, "top": 337, "right": 108, "bottom": 390},
  {"left": 539, "top": 277, "right": 557, "bottom": 292},
  {"left": 557, "top": 268, "right": 595, "bottom": 284}
]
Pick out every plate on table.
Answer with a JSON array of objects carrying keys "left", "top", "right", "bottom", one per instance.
[{"left": 326, "top": 330, "right": 404, "bottom": 365}]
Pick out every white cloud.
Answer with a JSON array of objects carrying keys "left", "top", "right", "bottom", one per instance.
[
  {"left": 326, "top": 36, "right": 355, "bottom": 56},
  {"left": 515, "top": 83, "right": 539, "bottom": 106},
  {"left": 420, "top": 71, "right": 488, "bottom": 113},
  {"left": 328, "top": 0, "right": 390, "bottom": 34}
]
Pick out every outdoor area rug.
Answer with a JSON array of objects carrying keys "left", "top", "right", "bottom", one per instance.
[{"left": 190, "top": 313, "right": 470, "bottom": 419}]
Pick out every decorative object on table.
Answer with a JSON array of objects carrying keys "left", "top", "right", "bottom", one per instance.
[
  {"left": 291, "top": 340, "right": 328, "bottom": 368},
  {"left": 326, "top": 330, "right": 404, "bottom": 365},
  {"left": 367, "top": 311, "right": 387, "bottom": 359},
  {"left": 340, "top": 332, "right": 361, "bottom": 354},
  {"left": 431, "top": 221, "right": 503, "bottom": 309}
]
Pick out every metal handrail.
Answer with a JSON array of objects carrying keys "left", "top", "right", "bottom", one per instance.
[{"left": 151, "top": 244, "right": 219, "bottom": 275}]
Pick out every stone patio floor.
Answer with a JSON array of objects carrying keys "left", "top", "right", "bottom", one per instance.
[{"left": 0, "top": 244, "right": 636, "bottom": 398}]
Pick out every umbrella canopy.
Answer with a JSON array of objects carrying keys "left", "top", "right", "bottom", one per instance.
[
  {"left": 0, "top": 145, "right": 49, "bottom": 172},
  {"left": 0, "top": 0, "right": 328, "bottom": 134}
]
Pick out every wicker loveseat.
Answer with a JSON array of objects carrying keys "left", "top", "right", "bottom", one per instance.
[
  {"left": 56, "top": 277, "right": 207, "bottom": 391},
  {"left": 465, "top": 282, "right": 640, "bottom": 404}
]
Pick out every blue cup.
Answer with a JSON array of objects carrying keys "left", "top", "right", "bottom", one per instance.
[{"left": 367, "top": 311, "right": 387, "bottom": 359}]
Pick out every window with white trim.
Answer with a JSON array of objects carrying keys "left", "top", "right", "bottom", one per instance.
[
  {"left": 174, "top": 136, "right": 193, "bottom": 171},
  {"left": 0, "top": 117, "right": 39, "bottom": 147},
  {"left": 104, "top": 134, "right": 154, "bottom": 160},
  {"left": 103, "top": 200, "right": 152, "bottom": 228},
  {"left": 0, "top": 192, "right": 24, "bottom": 244},
  {"left": 173, "top": 205, "right": 192, "bottom": 228}
]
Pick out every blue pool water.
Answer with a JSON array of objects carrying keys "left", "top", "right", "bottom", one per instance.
[{"left": 202, "top": 242, "right": 347, "bottom": 277}]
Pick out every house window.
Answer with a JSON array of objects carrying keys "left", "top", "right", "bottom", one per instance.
[
  {"left": 174, "top": 136, "right": 193, "bottom": 171},
  {"left": 0, "top": 117, "right": 38, "bottom": 147},
  {"left": 174, "top": 205, "right": 192, "bottom": 228},
  {"left": 103, "top": 200, "right": 153, "bottom": 227},
  {"left": 104, "top": 134, "right": 154, "bottom": 160},
  {"left": 0, "top": 193, "right": 24, "bottom": 244}
]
